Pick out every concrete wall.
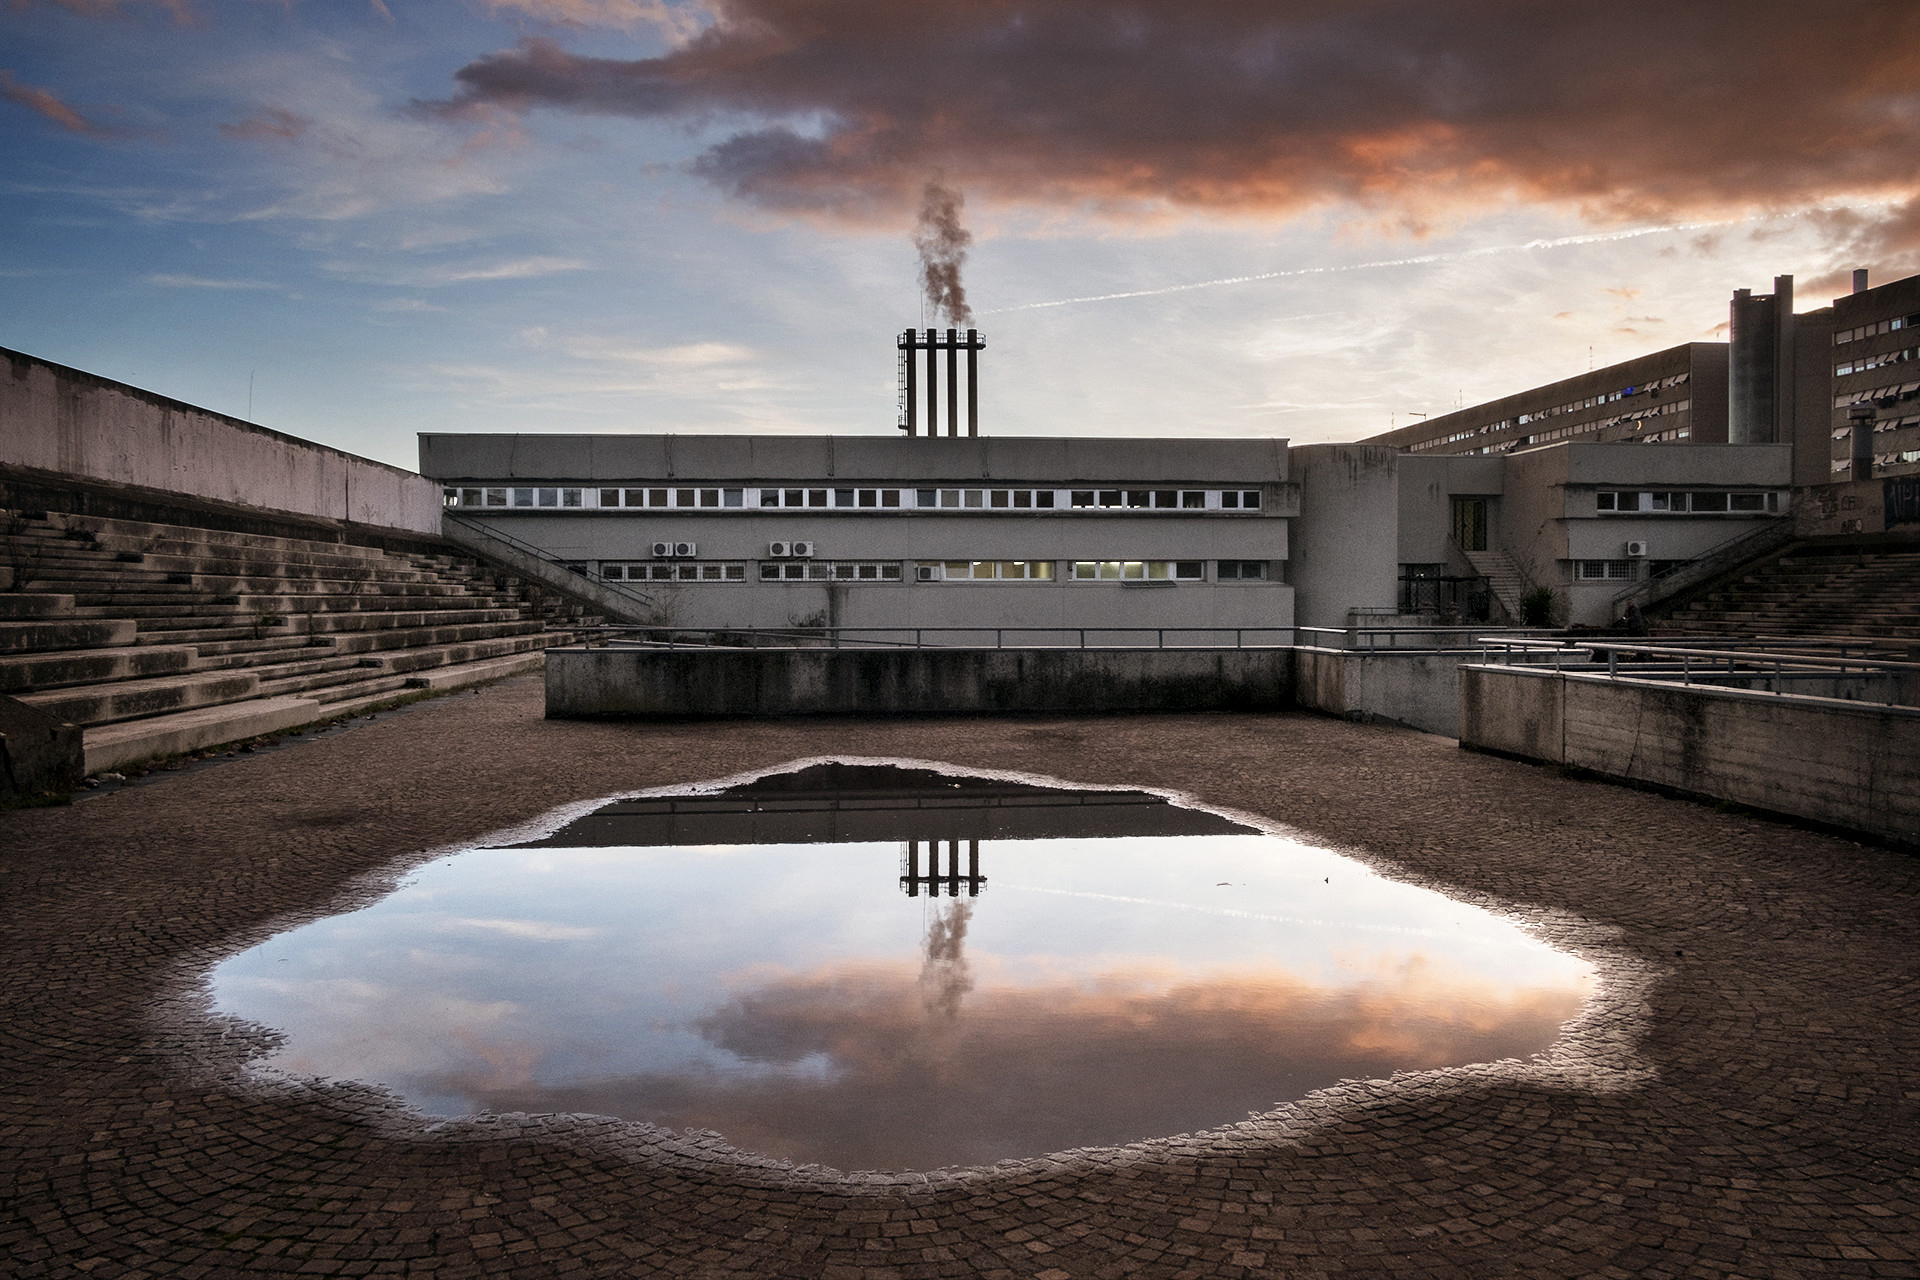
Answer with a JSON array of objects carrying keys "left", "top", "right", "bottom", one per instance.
[
  {"left": 1292, "top": 647, "right": 1470, "bottom": 737},
  {"left": 2, "top": 347, "right": 443, "bottom": 534},
  {"left": 1288, "top": 444, "right": 1400, "bottom": 628},
  {"left": 1459, "top": 665, "right": 1920, "bottom": 846},
  {"left": 547, "top": 645, "right": 1295, "bottom": 718},
  {"left": 1397, "top": 455, "right": 1504, "bottom": 564}
]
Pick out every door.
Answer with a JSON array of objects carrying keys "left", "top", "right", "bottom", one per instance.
[{"left": 1451, "top": 497, "right": 1488, "bottom": 551}]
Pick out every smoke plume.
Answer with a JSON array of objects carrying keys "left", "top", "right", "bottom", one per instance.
[
  {"left": 914, "top": 183, "right": 973, "bottom": 327},
  {"left": 918, "top": 899, "right": 974, "bottom": 1019}
]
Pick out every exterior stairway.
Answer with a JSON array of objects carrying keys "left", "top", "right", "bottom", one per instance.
[
  {"left": 1, "top": 508, "right": 596, "bottom": 773},
  {"left": 1662, "top": 539, "right": 1920, "bottom": 643},
  {"left": 1464, "top": 549, "right": 1527, "bottom": 624}
]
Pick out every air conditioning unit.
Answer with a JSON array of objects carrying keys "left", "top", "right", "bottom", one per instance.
[
  {"left": 791, "top": 540, "right": 814, "bottom": 558},
  {"left": 1625, "top": 540, "right": 1649, "bottom": 557},
  {"left": 651, "top": 540, "right": 673, "bottom": 558},
  {"left": 768, "top": 540, "right": 792, "bottom": 558},
  {"left": 673, "top": 541, "right": 696, "bottom": 558},
  {"left": 915, "top": 565, "right": 938, "bottom": 582}
]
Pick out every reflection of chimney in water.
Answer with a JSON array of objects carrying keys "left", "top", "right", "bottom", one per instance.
[{"left": 900, "top": 839, "right": 986, "bottom": 897}]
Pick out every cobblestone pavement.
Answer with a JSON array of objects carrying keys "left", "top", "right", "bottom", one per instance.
[{"left": 3, "top": 675, "right": 1917, "bottom": 1280}]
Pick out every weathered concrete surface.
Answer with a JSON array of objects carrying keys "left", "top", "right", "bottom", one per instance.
[
  {"left": 3, "top": 677, "right": 1917, "bottom": 1278},
  {"left": 548, "top": 645, "right": 1295, "bottom": 717},
  {"left": 2, "top": 346, "right": 443, "bottom": 534},
  {"left": 1291, "top": 646, "right": 1467, "bottom": 737},
  {"left": 1460, "top": 664, "right": 1920, "bottom": 845},
  {"left": 0, "top": 693, "right": 81, "bottom": 802}
]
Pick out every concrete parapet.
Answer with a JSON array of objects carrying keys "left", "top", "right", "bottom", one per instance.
[
  {"left": 1459, "top": 664, "right": 1920, "bottom": 846},
  {"left": 546, "top": 645, "right": 1295, "bottom": 718},
  {"left": 1292, "top": 647, "right": 1471, "bottom": 737}
]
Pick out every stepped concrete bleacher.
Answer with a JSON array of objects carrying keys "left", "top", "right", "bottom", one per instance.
[
  {"left": 2, "top": 506, "right": 596, "bottom": 775},
  {"left": 1659, "top": 535, "right": 1920, "bottom": 645}
]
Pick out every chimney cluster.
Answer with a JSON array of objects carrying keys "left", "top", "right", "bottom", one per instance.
[{"left": 898, "top": 327, "right": 986, "bottom": 437}]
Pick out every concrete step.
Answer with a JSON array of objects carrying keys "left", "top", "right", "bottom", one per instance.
[
  {"left": 18, "top": 668, "right": 261, "bottom": 727},
  {"left": 0, "top": 643, "right": 201, "bottom": 694},
  {"left": 326, "top": 619, "right": 548, "bottom": 655},
  {"left": 0, "top": 593, "right": 76, "bottom": 619},
  {"left": 1, "top": 618, "right": 137, "bottom": 655},
  {"left": 81, "top": 651, "right": 547, "bottom": 773}
]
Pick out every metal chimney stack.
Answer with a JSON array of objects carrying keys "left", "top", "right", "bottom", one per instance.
[{"left": 897, "top": 328, "right": 987, "bottom": 436}]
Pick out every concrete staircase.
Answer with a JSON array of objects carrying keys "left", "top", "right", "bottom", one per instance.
[
  {"left": 1464, "top": 549, "right": 1527, "bottom": 623},
  {"left": 1662, "top": 540, "right": 1920, "bottom": 643},
  {"left": 1, "top": 508, "right": 596, "bottom": 773}
]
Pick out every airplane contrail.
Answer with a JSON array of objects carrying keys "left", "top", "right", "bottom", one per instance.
[{"left": 980, "top": 219, "right": 1744, "bottom": 315}]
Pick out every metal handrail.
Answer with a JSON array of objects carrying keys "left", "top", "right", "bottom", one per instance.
[
  {"left": 443, "top": 511, "right": 655, "bottom": 611},
  {"left": 563, "top": 624, "right": 1298, "bottom": 650},
  {"left": 1610, "top": 516, "right": 1795, "bottom": 606}
]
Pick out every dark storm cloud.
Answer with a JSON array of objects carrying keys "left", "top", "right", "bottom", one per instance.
[{"left": 439, "top": 0, "right": 1920, "bottom": 226}]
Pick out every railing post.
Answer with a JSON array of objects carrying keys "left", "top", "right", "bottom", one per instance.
[{"left": 1608, "top": 649, "right": 1617, "bottom": 678}]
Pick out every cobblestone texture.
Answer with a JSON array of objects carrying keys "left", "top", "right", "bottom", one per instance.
[{"left": 3, "top": 675, "right": 1916, "bottom": 1279}]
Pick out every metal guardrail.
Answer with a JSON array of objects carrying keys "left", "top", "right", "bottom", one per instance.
[
  {"left": 1470, "top": 636, "right": 1917, "bottom": 703},
  {"left": 443, "top": 512, "right": 656, "bottom": 614},
  {"left": 1611, "top": 517, "right": 1797, "bottom": 610},
  {"left": 1296, "top": 625, "right": 1558, "bottom": 651},
  {"left": 564, "top": 624, "right": 1298, "bottom": 650}
]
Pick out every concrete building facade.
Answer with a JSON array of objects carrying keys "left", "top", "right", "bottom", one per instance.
[{"left": 419, "top": 434, "right": 1300, "bottom": 635}]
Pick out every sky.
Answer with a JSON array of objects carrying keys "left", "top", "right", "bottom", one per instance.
[{"left": 4, "top": 0, "right": 1920, "bottom": 471}]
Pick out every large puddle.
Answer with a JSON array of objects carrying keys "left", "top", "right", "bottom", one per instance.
[{"left": 209, "top": 762, "right": 1593, "bottom": 1172}]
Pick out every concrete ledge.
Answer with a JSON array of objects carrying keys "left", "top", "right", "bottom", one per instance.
[
  {"left": 546, "top": 645, "right": 1294, "bottom": 718},
  {"left": 1459, "top": 664, "right": 1920, "bottom": 846},
  {"left": 82, "top": 651, "right": 548, "bottom": 772}
]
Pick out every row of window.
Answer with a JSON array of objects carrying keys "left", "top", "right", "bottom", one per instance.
[
  {"left": 1836, "top": 344, "right": 1917, "bottom": 378},
  {"left": 1835, "top": 312, "right": 1920, "bottom": 345},
  {"left": 1406, "top": 389, "right": 1691, "bottom": 454},
  {"left": 1595, "top": 490, "right": 1779, "bottom": 513},
  {"left": 1832, "top": 412, "right": 1920, "bottom": 438},
  {"left": 1833, "top": 379, "right": 1920, "bottom": 409},
  {"left": 1632, "top": 427, "right": 1692, "bottom": 444},
  {"left": 1511, "top": 373, "right": 1691, "bottom": 426},
  {"left": 445, "top": 486, "right": 1265, "bottom": 513},
  {"left": 592, "top": 559, "right": 1273, "bottom": 584}
]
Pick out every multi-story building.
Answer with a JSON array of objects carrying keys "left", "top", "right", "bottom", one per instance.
[
  {"left": 420, "top": 434, "right": 1301, "bottom": 634},
  {"left": 1362, "top": 343, "right": 1729, "bottom": 458},
  {"left": 1828, "top": 271, "right": 1920, "bottom": 483}
]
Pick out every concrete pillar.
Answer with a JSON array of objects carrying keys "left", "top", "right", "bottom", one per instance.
[
  {"left": 946, "top": 330, "right": 959, "bottom": 438},
  {"left": 966, "top": 330, "right": 978, "bottom": 437},
  {"left": 924, "top": 331, "right": 939, "bottom": 437}
]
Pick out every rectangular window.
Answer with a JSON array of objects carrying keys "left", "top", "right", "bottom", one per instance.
[
  {"left": 1071, "top": 561, "right": 1173, "bottom": 580},
  {"left": 1729, "top": 492, "right": 1766, "bottom": 512},
  {"left": 562, "top": 488, "right": 583, "bottom": 508},
  {"left": 880, "top": 490, "right": 899, "bottom": 507},
  {"left": 1152, "top": 490, "right": 1178, "bottom": 508},
  {"left": 1125, "top": 491, "right": 1150, "bottom": 508},
  {"left": 835, "top": 489, "right": 855, "bottom": 507},
  {"left": 675, "top": 488, "right": 695, "bottom": 507},
  {"left": 1218, "top": 561, "right": 1267, "bottom": 580},
  {"left": 699, "top": 489, "right": 720, "bottom": 507},
  {"left": 599, "top": 488, "right": 621, "bottom": 507},
  {"left": 1012, "top": 490, "right": 1031, "bottom": 508},
  {"left": 989, "top": 489, "right": 1009, "bottom": 508},
  {"left": 1239, "top": 490, "right": 1262, "bottom": 509},
  {"left": 512, "top": 488, "right": 535, "bottom": 507},
  {"left": 1576, "top": 560, "right": 1635, "bottom": 580},
  {"left": 1595, "top": 491, "right": 1616, "bottom": 511},
  {"left": 918, "top": 489, "right": 937, "bottom": 508},
  {"left": 1071, "top": 490, "right": 1096, "bottom": 508},
  {"left": 1219, "top": 490, "right": 1239, "bottom": 509},
  {"left": 645, "top": 489, "right": 666, "bottom": 507},
  {"left": 1691, "top": 491, "right": 1728, "bottom": 512},
  {"left": 1099, "top": 490, "right": 1123, "bottom": 507},
  {"left": 1174, "top": 561, "right": 1205, "bottom": 580},
  {"left": 808, "top": 489, "right": 828, "bottom": 507},
  {"left": 723, "top": 489, "right": 743, "bottom": 508},
  {"left": 964, "top": 489, "right": 984, "bottom": 508},
  {"left": 939, "top": 489, "right": 960, "bottom": 507},
  {"left": 461, "top": 488, "right": 482, "bottom": 507},
  {"left": 536, "top": 488, "right": 557, "bottom": 506},
  {"left": 443, "top": 487, "right": 460, "bottom": 507},
  {"left": 486, "top": 488, "right": 508, "bottom": 507},
  {"left": 1035, "top": 490, "right": 1056, "bottom": 508},
  {"left": 1181, "top": 491, "right": 1206, "bottom": 508}
]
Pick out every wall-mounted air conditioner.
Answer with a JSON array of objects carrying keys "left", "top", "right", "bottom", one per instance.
[
  {"left": 791, "top": 541, "right": 814, "bottom": 558},
  {"left": 768, "top": 541, "right": 791, "bottom": 558},
  {"left": 673, "top": 541, "right": 696, "bottom": 558},
  {"left": 1625, "top": 540, "right": 1648, "bottom": 557},
  {"left": 915, "top": 565, "right": 938, "bottom": 582},
  {"left": 651, "top": 540, "right": 673, "bottom": 558}
]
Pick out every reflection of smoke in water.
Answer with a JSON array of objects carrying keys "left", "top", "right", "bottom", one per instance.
[
  {"left": 919, "top": 899, "right": 974, "bottom": 1018},
  {"left": 913, "top": 182, "right": 973, "bottom": 326}
]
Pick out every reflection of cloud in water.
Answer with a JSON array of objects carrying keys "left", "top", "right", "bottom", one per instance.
[{"left": 448, "top": 958, "right": 1588, "bottom": 1172}]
